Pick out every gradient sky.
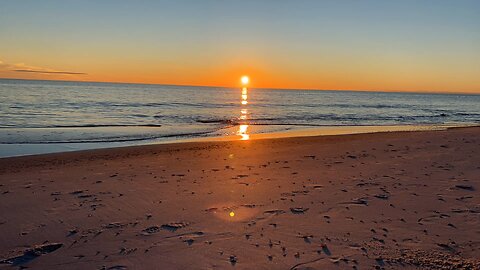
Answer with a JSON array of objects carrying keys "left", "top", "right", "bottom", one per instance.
[{"left": 1, "top": 0, "right": 479, "bottom": 93}]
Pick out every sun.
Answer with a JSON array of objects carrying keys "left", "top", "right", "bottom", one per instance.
[{"left": 241, "top": 76, "right": 249, "bottom": 85}]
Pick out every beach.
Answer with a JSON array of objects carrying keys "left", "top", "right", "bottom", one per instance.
[
  {"left": 2, "top": 1, "right": 479, "bottom": 269},
  {"left": 0, "top": 126, "right": 478, "bottom": 269}
]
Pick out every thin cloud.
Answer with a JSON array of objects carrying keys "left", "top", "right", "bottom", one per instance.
[
  {"left": 0, "top": 59, "right": 86, "bottom": 76},
  {"left": 13, "top": 69, "right": 87, "bottom": 75}
]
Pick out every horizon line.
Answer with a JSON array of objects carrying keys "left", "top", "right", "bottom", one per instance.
[{"left": 0, "top": 77, "right": 478, "bottom": 96}]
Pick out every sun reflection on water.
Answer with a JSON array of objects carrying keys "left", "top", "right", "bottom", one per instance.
[
  {"left": 237, "top": 84, "right": 249, "bottom": 140},
  {"left": 238, "top": 125, "right": 249, "bottom": 140}
]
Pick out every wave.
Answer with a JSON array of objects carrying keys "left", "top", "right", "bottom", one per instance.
[
  {"left": 55, "top": 101, "right": 237, "bottom": 109},
  {"left": 3, "top": 111, "right": 478, "bottom": 130},
  {"left": 195, "top": 118, "right": 236, "bottom": 124},
  {"left": 0, "top": 130, "right": 213, "bottom": 144},
  {"left": 0, "top": 124, "right": 163, "bottom": 129},
  {"left": 228, "top": 114, "right": 461, "bottom": 124}
]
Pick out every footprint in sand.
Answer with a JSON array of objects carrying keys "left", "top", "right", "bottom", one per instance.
[
  {"left": 0, "top": 243, "right": 63, "bottom": 266},
  {"left": 103, "top": 222, "right": 128, "bottom": 229},
  {"left": 454, "top": 184, "right": 475, "bottom": 191},
  {"left": 341, "top": 198, "right": 368, "bottom": 206},
  {"left": 290, "top": 207, "right": 309, "bottom": 214},
  {"left": 161, "top": 222, "right": 189, "bottom": 232},
  {"left": 141, "top": 222, "right": 189, "bottom": 235},
  {"left": 263, "top": 209, "right": 286, "bottom": 215},
  {"left": 229, "top": 255, "right": 238, "bottom": 265},
  {"left": 374, "top": 194, "right": 390, "bottom": 200},
  {"left": 101, "top": 266, "right": 127, "bottom": 270},
  {"left": 141, "top": 226, "right": 161, "bottom": 236}
]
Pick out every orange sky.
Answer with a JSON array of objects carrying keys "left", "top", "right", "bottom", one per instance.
[
  {"left": 2, "top": 59, "right": 478, "bottom": 94},
  {"left": 1, "top": 1, "right": 479, "bottom": 93}
]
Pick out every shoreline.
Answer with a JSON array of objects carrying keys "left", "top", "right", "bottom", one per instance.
[
  {"left": 0, "top": 126, "right": 479, "bottom": 269},
  {"left": 1, "top": 124, "right": 477, "bottom": 159}
]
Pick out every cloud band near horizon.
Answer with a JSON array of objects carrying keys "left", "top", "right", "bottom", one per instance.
[{"left": 13, "top": 69, "right": 87, "bottom": 75}]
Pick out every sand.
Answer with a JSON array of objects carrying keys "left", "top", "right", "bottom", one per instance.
[{"left": 0, "top": 127, "right": 479, "bottom": 269}]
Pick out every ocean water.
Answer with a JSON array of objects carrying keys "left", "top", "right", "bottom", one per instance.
[{"left": 0, "top": 79, "right": 478, "bottom": 156}]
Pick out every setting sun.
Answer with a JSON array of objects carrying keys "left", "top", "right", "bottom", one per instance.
[{"left": 241, "top": 76, "right": 249, "bottom": 85}]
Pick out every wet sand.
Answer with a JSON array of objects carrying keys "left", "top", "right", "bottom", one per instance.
[{"left": 0, "top": 127, "right": 479, "bottom": 269}]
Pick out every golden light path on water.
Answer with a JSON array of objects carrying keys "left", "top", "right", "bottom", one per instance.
[{"left": 237, "top": 78, "right": 250, "bottom": 140}]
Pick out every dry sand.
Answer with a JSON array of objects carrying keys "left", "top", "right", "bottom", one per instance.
[{"left": 0, "top": 127, "right": 479, "bottom": 269}]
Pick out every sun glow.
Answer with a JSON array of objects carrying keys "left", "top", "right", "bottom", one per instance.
[
  {"left": 241, "top": 76, "right": 249, "bottom": 85},
  {"left": 238, "top": 125, "right": 249, "bottom": 140}
]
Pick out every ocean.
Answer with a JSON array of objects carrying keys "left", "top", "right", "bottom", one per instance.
[{"left": 0, "top": 79, "right": 478, "bottom": 157}]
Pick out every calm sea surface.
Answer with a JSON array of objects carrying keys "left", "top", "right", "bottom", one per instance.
[{"left": 0, "top": 79, "right": 478, "bottom": 156}]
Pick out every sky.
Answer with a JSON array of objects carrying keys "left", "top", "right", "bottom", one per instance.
[{"left": 0, "top": 0, "right": 479, "bottom": 93}]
